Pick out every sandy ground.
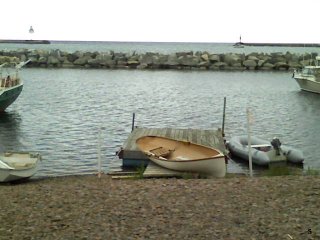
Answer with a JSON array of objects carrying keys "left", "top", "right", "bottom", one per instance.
[{"left": 0, "top": 174, "right": 319, "bottom": 240}]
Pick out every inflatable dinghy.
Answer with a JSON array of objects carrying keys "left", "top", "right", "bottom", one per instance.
[{"left": 227, "top": 136, "right": 304, "bottom": 166}]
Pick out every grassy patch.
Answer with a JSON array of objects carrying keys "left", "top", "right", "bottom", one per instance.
[
  {"left": 304, "top": 167, "right": 320, "bottom": 176},
  {"left": 263, "top": 166, "right": 300, "bottom": 177},
  {"left": 133, "top": 165, "right": 146, "bottom": 179},
  {"left": 181, "top": 172, "right": 201, "bottom": 179}
]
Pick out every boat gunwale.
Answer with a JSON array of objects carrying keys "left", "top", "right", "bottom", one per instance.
[
  {"left": 148, "top": 154, "right": 225, "bottom": 163},
  {"left": 136, "top": 135, "right": 225, "bottom": 162},
  {"left": 0, "top": 152, "right": 41, "bottom": 170},
  {"left": 0, "top": 82, "right": 23, "bottom": 91}
]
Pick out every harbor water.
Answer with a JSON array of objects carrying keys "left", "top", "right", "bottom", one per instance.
[{"left": 0, "top": 41, "right": 320, "bottom": 177}]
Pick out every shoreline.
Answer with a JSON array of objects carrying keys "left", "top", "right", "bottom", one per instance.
[
  {"left": 235, "top": 42, "right": 320, "bottom": 47},
  {"left": 1, "top": 39, "right": 320, "bottom": 47},
  {"left": 0, "top": 174, "right": 319, "bottom": 239},
  {"left": 0, "top": 39, "right": 50, "bottom": 44}
]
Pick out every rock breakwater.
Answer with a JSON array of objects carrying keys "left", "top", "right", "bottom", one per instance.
[{"left": 0, "top": 49, "right": 318, "bottom": 71}]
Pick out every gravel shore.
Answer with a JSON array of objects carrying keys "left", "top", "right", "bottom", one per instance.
[{"left": 0, "top": 175, "right": 319, "bottom": 240}]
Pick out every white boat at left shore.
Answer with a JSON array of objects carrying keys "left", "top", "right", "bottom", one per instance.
[{"left": 0, "top": 152, "right": 41, "bottom": 182}]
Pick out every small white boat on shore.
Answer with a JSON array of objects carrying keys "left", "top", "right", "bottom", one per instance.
[
  {"left": 136, "top": 135, "right": 226, "bottom": 177},
  {"left": 292, "top": 56, "right": 320, "bottom": 94},
  {"left": 0, "top": 152, "right": 41, "bottom": 182},
  {"left": 227, "top": 136, "right": 304, "bottom": 166}
]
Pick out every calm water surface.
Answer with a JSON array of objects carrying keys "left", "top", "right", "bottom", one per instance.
[{"left": 1, "top": 68, "right": 320, "bottom": 177}]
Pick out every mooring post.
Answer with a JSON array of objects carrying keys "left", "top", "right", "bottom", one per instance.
[
  {"left": 98, "top": 126, "right": 103, "bottom": 178},
  {"left": 222, "top": 97, "right": 226, "bottom": 138},
  {"left": 131, "top": 112, "right": 135, "bottom": 132},
  {"left": 247, "top": 108, "right": 253, "bottom": 177}
]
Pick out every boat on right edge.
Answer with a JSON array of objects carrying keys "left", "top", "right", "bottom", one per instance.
[{"left": 292, "top": 56, "right": 320, "bottom": 94}]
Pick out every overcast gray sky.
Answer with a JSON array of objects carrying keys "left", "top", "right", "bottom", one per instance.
[{"left": 1, "top": 0, "right": 319, "bottom": 43}]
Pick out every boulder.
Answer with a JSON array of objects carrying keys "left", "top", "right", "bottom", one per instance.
[
  {"left": 260, "top": 62, "right": 275, "bottom": 70},
  {"left": 274, "top": 62, "right": 289, "bottom": 70},
  {"left": 224, "top": 53, "right": 241, "bottom": 66},
  {"left": 105, "top": 60, "right": 117, "bottom": 68},
  {"left": 247, "top": 55, "right": 260, "bottom": 61},
  {"left": 95, "top": 53, "right": 113, "bottom": 66},
  {"left": 117, "top": 60, "right": 128, "bottom": 68},
  {"left": 178, "top": 55, "right": 200, "bottom": 66},
  {"left": 136, "top": 63, "right": 149, "bottom": 69},
  {"left": 73, "top": 56, "right": 92, "bottom": 65},
  {"left": 210, "top": 62, "right": 227, "bottom": 70},
  {"left": 127, "top": 60, "right": 140, "bottom": 68},
  {"left": 67, "top": 53, "right": 78, "bottom": 63},
  {"left": 139, "top": 53, "right": 154, "bottom": 65},
  {"left": 198, "top": 61, "right": 210, "bottom": 67},
  {"left": 62, "top": 59, "right": 75, "bottom": 68},
  {"left": 47, "top": 56, "right": 60, "bottom": 66},
  {"left": 230, "top": 63, "right": 245, "bottom": 70},
  {"left": 288, "top": 61, "right": 301, "bottom": 69},
  {"left": 243, "top": 59, "right": 257, "bottom": 69},
  {"left": 113, "top": 53, "right": 127, "bottom": 62},
  {"left": 87, "top": 58, "right": 103, "bottom": 67},
  {"left": 164, "top": 54, "right": 179, "bottom": 67},
  {"left": 200, "top": 53, "right": 209, "bottom": 61},
  {"left": 176, "top": 51, "right": 193, "bottom": 58},
  {"left": 20, "top": 54, "right": 28, "bottom": 62},
  {"left": 38, "top": 56, "right": 47, "bottom": 64},
  {"left": 154, "top": 54, "right": 169, "bottom": 66},
  {"left": 257, "top": 60, "right": 265, "bottom": 67},
  {"left": 209, "top": 54, "right": 220, "bottom": 63}
]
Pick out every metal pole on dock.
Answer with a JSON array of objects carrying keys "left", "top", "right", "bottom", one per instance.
[
  {"left": 131, "top": 113, "right": 135, "bottom": 132},
  {"left": 222, "top": 97, "right": 226, "bottom": 137},
  {"left": 246, "top": 108, "right": 253, "bottom": 177},
  {"left": 98, "top": 126, "right": 103, "bottom": 178}
]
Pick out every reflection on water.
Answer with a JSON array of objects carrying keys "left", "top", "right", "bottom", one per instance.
[
  {"left": 1, "top": 68, "right": 320, "bottom": 177},
  {"left": 0, "top": 111, "right": 22, "bottom": 151}
]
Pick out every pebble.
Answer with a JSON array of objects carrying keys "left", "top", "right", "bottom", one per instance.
[{"left": 0, "top": 175, "right": 319, "bottom": 239}]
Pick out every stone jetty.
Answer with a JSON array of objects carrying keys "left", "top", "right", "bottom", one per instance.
[{"left": 0, "top": 49, "right": 318, "bottom": 71}]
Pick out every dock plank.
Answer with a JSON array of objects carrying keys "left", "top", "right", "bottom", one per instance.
[{"left": 143, "top": 161, "right": 186, "bottom": 178}]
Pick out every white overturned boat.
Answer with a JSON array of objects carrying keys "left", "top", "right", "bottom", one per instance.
[
  {"left": 136, "top": 135, "right": 226, "bottom": 177},
  {"left": 227, "top": 136, "right": 304, "bottom": 166},
  {"left": 0, "top": 152, "right": 41, "bottom": 182}
]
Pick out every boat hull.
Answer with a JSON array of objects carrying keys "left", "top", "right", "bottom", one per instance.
[
  {"left": 0, "top": 84, "right": 23, "bottom": 112},
  {"left": 149, "top": 155, "right": 226, "bottom": 177},
  {"left": 136, "top": 136, "right": 226, "bottom": 177},
  {"left": 0, "top": 152, "right": 40, "bottom": 182},
  {"left": 0, "top": 167, "right": 38, "bottom": 182},
  {"left": 294, "top": 77, "right": 320, "bottom": 94}
]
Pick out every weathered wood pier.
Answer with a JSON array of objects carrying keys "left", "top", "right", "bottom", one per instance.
[{"left": 119, "top": 127, "right": 227, "bottom": 171}]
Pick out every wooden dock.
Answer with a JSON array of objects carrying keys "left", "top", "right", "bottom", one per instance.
[
  {"left": 120, "top": 127, "right": 226, "bottom": 168},
  {"left": 142, "top": 161, "right": 200, "bottom": 178}
]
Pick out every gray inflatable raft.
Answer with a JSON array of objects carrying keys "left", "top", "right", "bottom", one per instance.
[{"left": 227, "top": 136, "right": 304, "bottom": 166}]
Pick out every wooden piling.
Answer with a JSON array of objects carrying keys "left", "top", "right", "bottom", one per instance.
[
  {"left": 222, "top": 97, "right": 226, "bottom": 137},
  {"left": 131, "top": 113, "right": 135, "bottom": 132}
]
